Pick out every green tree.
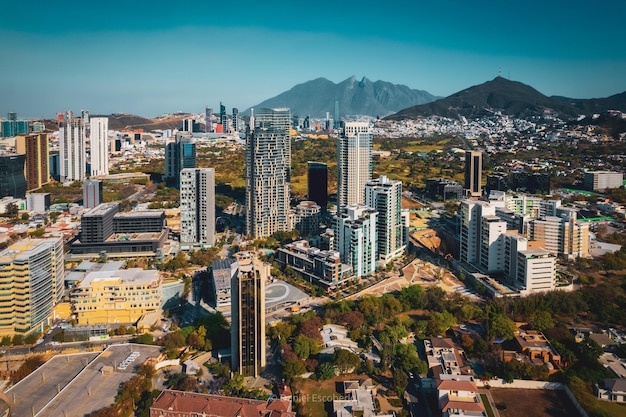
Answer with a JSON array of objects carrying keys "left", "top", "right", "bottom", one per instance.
[
  {"left": 332, "top": 349, "right": 361, "bottom": 375},
  {"left": 428, "top": 311, "right": 457, "bottom": 336},
  {"left": 488, "top": 314, "right": 517, "bottom": 340},
  {"left": 316, "top": 362, "right": 335, "bottom": 380},
  {"left": 292, "top": 334, "right": 320, "bottom": 359},
  {"left": 529, "top": 310, "right": 554, "bottom": 333},
  {"left": 222, "top": 372, "right": 245, "bottom": 395},
  {"left": 392, "top": 368, "right": 409, "bottom": 397},
  {"left": 282, "top": 360, "right": 307, "bottom": 382},
  {"left": 135, "top": 333, "right": 154, "bottom": 345}
]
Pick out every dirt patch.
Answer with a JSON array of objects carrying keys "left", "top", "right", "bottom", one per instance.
[{"left": 489, "top": 388, "right": 582, "bottom": 417}]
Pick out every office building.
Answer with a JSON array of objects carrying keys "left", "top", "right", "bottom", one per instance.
[
  {"left": 365, "top": 176, "right": 405, "bottom": 263},
  {"left": 83, "top": 179, "right": 103, "bottom": 209},
  {"left": 205, "top": 107, "right": 213, "bottom": 132},
  {"left": 220, "top": 102, "right": 227, "bottom": 130},
  {"left": 89, "top": 117, "right": 109, "bottom": 176},
  {"left": 337, "top": 122, "right": 372, "bottom": 208},
  {"left": 232, "top": 108, "right": 239, "bottom": 132},
  {"left": 231, "top": 252, "right": 267, "bottom": 378},
  {"left": 584, "top": 170, "right": 624, "bottom": 191},
  {"left": 16, "top": 133, "right": 50, "bottom": 191},
  {"left": 26, "top": 193, "right": 51, "bottom": 213},
  {"left": 164, "top": 132, "right": 196, "bottom": 188},
  {"left": 49, "top": 153, "right": 60, "bottom": 181},
  {"left": 150, "top": 390, "right": 294, "bottom": 417},
  {"left": 333, "top": 205, "right": 377, "bottom": 279},
  {"left": 245, "top": 108, "right": 292, "bottom": 238},
  {"left": 479, "top": 215, "right": 507, "bottom": 273},
  {"left": 59, "top": 111, "right": 87, "bottom": 182},
  {"left": 293, "top": 200, "right": 321, "bottom": 236},
  {"left": 180, "top": 168, "right": 215, "bottom": 249},
  {"left": 71, "top": 267, "right": 161, "bottom": 324},
  {"left": 425, "top": 178, "right": 464, "bottom": 201},
  {"left": 0, "top": 237, "right": 64, "bottom": 337},
  {"left": 0, "top": 154, "right": 27, "bottom": 198},
  {"left": 1, "top": 112, "right": 30, "bottom": 138},
  {"left": 307, "top": 161, "right": 328, "bottom": 210},
  {"left": 515, "top": 248, "right": 556, "bottom": 293},
  {"left": 464, "top": 150, "right": 482, "bottom": 197}
]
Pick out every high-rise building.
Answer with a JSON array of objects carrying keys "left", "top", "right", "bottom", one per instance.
[
  {"left": 89, "top": 117, "right": 109, "bottom": 176},
  {"left": 232, "top": 108, "right": 239, "bottom": 132},
  {"left": 307, "top": 161, "right": 328, "bottom": 211},
  {"left": 164, "top": 133, "right": 196, "bottom": 188},
  {"left": 464, "top": 150, "right": 482, "bottom": 197},
  {"left": 180, "top": 168, "right": 215, "bottom": 249},
  {"left": 333, "top": 100, "right": 340, "bottom": 129},
  {"left": 459, "top": 200, "right": 493, "bottom": 265},
  {"left": 334, "top": 205, "right": 377, "bottom": 279},
  {"left": 0, "top": 237, "right": 64, "bottom": 336},
  {"left": 83, "top": 179, "right": 104, "bottom": 209},
  {"left": 15, "top": 133, "right": 49, "bottom": 191},
  {"left": 231, "top": 252, "right": 267, "bottom": 378},
  {"left": 294, "top": 201, "right": 321, "bottom": 236},
  {"left": 1, "top": 112, "right": 30, "bottom": 138},
  {"left": 205, "top": 107, "right": 213, "bottom": 133},
  {"left": 220, "top": 102, "right": 227, "bottom": 130},
  {"left": 245, "top": 108, "right": 292, "bottom": 238},
  {"left": 365, "top": 176, "right": 405, "bottom": 263},
  {"left": 59, "top": 111, "right": 87, "bottom": 182},
  {"left": 0, "top": 154, "right": 27, "bottom": 198},
  {"left": 337, "top": 122, "right": 372, "bottom": 209}
]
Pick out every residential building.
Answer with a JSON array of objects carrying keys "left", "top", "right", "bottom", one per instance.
[
  {"left": 26, "top": 193, "right": 50, "bottom": 213},
  {"left": 333, "top": 379, "right": 394, "bottom": 417},
  {"left": 232, "top": 107, "right": 239, "bottom": 132},
  {"left": 83, "top": 179, "right": 103, "bottom": 209},
  {"left": 515, "top": 248, "right": 556, "bottom": 293},
  {"left": 277, "top": 240, "right": 354, "bottom": 289},
  {"left": 437, "top": 375, "right": 485, "bottom": 417},
  {"left": 530, "top": 214, "right": 589, "bottom": 259},
  {"left": 513, "top": 330, "right": 561, "bottom": 365},
  {"left": 337, "top": 122, "right": 372, "bottom": 208},
  {"left": 15, "top": 133, "right": 50, "bottom": 191},
  {"left": 245, "top": 108, "right": 292, "bottom": 239},
  {"left": 459, "top": 200, "right": 494, "bottom": 265},
  {"left": 0, "top": 237, "right": 64, "bottom": 336},
  {"left": 0, "top": 154, "right": 27, "bottom": 198},
  {"left": 231, "top": 252, "right": 268, "bottom": 377},
  {"left": 164, "top": 132, "right": 196, "bottom": 188},
  {"left": 307, "top": 161, "right": 328, "bottom": 210},
  {"left": 211, "top": 258, "right": 237, "bottom": 311},
  {"left": 89, "top": 117, "right": 109, "bottom": 176},
  {"left": 584, "top": 170, "right": 624, "bottom": 191},
  {"left": 149, "top": 389, "right": 294, "bottom": 417},
  {"left": 333, "top": 205, "right": 377, "bottom": 279},
  {"left": 1, "top": 113, "right": 30, "bottom": 137},
  {"left": 479, "top": 215, "right": 506, "bottom": 273},
  {"left": 424, "top": 338, "right": 472, "bottom": 376},
  {"left": 464, "top": 150, "right": 482, "bottom": 197},
  {"left": 59, "top": 111, "right": 87, "bottom": 182},
  {"left": 365, "top": 176, "right": 405, "bottom": 263},
  {"left": 180, "top": 168, "right": 215, "bottom": 249},
  {"left": 596, "top": 379, "right": 626, "bottom": 403},
  {"left": 293, "top": 200, "right": 320, "bottom": 236},
  {"left": 71, "top": 267, "right": 162, "bottom": 324},
  {"left": 205, "top": 107, "right": 213, "bottom": 133}
]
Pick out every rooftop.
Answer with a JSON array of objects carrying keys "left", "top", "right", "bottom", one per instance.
[{"left": 78, "top": 268, "right": 160, "bottom": 287}]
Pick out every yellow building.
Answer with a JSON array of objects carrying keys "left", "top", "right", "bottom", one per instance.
[
  {"left": 71, "top": 268, "right": 162, "bottom": 325},
  {"left": 0, "top": 237, "right": 64, "bottom": 336}
]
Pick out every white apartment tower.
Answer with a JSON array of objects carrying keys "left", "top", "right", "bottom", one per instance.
[
  {"left": 365, "top": 176, "right": 405, "bottom": 263},
  {"left": 245, "top": 108, "right": 292, "bottom": 239},
  {"left": 180, "top": 168, "right": 215, "bottom": 249},
  {"left": 334, "top": 205, "right": 377, "bottom": 279},
  {"left": 89, "top": 117, "right": 109, "bottom": 176},
  {"left": 337, "top": 122, "right": 372, "bottom": 208},
  {"left": 59, "top": 111, "right": 87, "bottom": 181}
]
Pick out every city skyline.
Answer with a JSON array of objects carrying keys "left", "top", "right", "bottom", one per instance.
[{"left": 1, "top": 1, "right": 625, "bottom": 118}]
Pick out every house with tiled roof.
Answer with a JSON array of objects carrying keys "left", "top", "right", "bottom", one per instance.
[
  {"left": 149, "top": 389, "right": 294, "bottom": 417},
  {"left": 437, "top": 375, "right": 485, "bottom": 417},
  {"left": 596, "top": 379, "right": 626, "bottom": 403}
]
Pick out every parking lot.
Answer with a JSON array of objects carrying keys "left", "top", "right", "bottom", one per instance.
[{"left": 7, "top": 344, "right": 161, "bottom": 417}]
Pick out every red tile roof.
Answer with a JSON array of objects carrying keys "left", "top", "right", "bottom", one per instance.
[{"left": 436, "top": 380, "right": 478, "bottom": 391}]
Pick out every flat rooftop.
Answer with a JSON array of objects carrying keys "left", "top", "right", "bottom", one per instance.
[{"left": 79, "top": 268, "right": 160, "bottom": 286}]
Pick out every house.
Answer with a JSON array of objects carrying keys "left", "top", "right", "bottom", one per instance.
[
  {"left": 437, "top": 375, "right": 486, "bottom": 417},
  {"left": 513, "top": 330, "right": 561, "bottom": 366},
  {"left": 332, "top": 379, "right": 393, "bottom": 417},
  {"left": 596, "top": 379, "right": 626, "bottom": 403}
]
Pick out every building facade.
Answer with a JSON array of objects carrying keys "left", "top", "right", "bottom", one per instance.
[
  {"left": 333, "top": 205, "right": 377, "bottom": 279},
  {"left": 293, "top": 200, "right": 321, "bottom": 236},
  {"left": 365, "top": 176, "right": 405, "bottom": 263},
  {"left": 0, "top": 237, "right": 64, "bottom": 336},
  {"left": 337, "top": 122, "right": 372, "bottom": 208},
  {"left": 0, "top": 154, "right": 27, "bottom": 199},
  {"left": 307, "top": 161, "right": 328, "bottom": 210},
  {"left": 180, "top": 168, "right": 215, "bottom": 249},
  {"left": 89, "top": 117, "right": 109, "bottom": 176},
  {"left": 59, "top": 111, "right": 87, "bottom": 182},
  {"left": 16, "top": 133, "right": 50, "bottom": 191},
  {"left": 231, "top": 252, "right": 267, "bottom": 377},
  {"left": 83, "top": 179, "right": 103, "bottom": 209},
  {"left": 464, "top": 150, "right": 482, "bottom": 197},
  {"left": 245, "top": 108, "right": 292, "bottom": 238},
  {"left": 164, "top": 133, "right": 197, "bottom": 188},
  {"left": 584, "top": 170, "right": 624, "bottom": 191}
]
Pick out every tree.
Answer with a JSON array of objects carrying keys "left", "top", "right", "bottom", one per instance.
[
  {"left": 293, "top": 334, "right": 319, "bottom": 359},
  {"left": 267, "top": 322, "right": 296, "bottom": 342},
  {"left": 282, "top": 359, "right": 306, "bottom": 382},
  {"left": 4, "top": 202, "right": 18, "bottom": 220},
  {"left": 578, "top": 336, "right": 603, "bottom": 363},
  {"left": 135, "top": 333, "right": 154, "bottom": 345},
  {"left": 392, "top": 368, "right": 409, "bottom": 397},
  {"left": 399, "top": 285, "right": 424, "bottom": 310},
  {"left": 222, "top": 372, "right": 245, "bottom": 395},
  {"left": 428, "top": 311, "right": 457, "bottom": 336},
  {"left": 332, "top": 349, "right": 361, "bottom": 375},
  {"left": 317, "top": 362, "right": 335, "bottom": 380},
  {"left": 529, "top": 310, "right": 554, "bottom": 333},
  {"left": 488, "top": 314, "right": 517, "bottom": 340}
]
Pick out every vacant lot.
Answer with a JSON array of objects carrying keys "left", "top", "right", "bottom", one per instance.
[{"left": 489, "top": 388, "right": 581, "bottom": 417}]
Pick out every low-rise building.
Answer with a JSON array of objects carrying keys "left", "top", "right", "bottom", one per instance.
[
  {"left": 596, "top": 379, "right": 626, "bottom": 403},
  {"left": 513, "top": 330, "right": 561, "bottom": 366},
  {"left": 71, "top": 267, "right": 161, "bottom": 325},
  {"left": 437, "top": 375, "right": 485, "bottom": 417},
  {"left": 333, "top": 379, "right": 394, "bottom": 417}
]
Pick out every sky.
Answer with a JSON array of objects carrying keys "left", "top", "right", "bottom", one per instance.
[{"left": 1, "top": 0, "right": 625, "bottom": 119}]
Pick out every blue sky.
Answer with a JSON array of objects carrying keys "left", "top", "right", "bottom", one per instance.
[{"left": 2, "top": 0, "right": 625, "bottom": 118}]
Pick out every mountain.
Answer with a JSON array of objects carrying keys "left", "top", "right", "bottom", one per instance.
[
  {"left": 386, "top": 77, "right": 582, "bottom": 120},
  {"left": 246, "top": 76, "right": 439, "bottom": 118},
  {"left": 43, "top": 113, "right": 190, "bottom": 131},
  {"left": 551, "top": 92, "right": 626, "bottom": 114}
]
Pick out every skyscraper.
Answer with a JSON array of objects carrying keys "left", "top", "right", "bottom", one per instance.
[
  {"left": 307, "top": 161, "right": 328, "bottom": 211},
  {"left": 245, "top": 108, "right": 292, "bottom": 238},
  {"left": 90, "top": 117, "right": 109, "bottom": 176},
  {"left": 15, "top": 133, "right": 50, "bottom": 191},
  {"left": 205, "top": 107, "right": 213, "bottom": 133},
  {"left": 464, "top": 150, "right": 482, "bottom": 197},
  {"left": 0, "top": 154, "right": 27, "bottom": 198},
  {"left": 59, "top": 111, "right": 87, "bottom": 182},
  {"left": 232, "top": 108, "right": 239, "bottom": 132},
  {"left": 220, "top": 102, "right": 227, "bottom": 130},
  {"left": 337, "top": 122, "right": 372, "bottom": 209},
  {"left": 365, "top": 176, "right": 405, "bottom": 262},
  {"left": 164, "top": 133, "right": 196, "bottom": 188},
  {"left": 180, "top": 168, "right": 215, "bottom": 249},
  {"left": 231, "top": 252, "right": 267, "bottom": 378},
  {"left": 83, "top": 179, "right": 104, "bottom": 209},
  {"left": 333, "top": 205, "right": 377, "bottom": 279}
]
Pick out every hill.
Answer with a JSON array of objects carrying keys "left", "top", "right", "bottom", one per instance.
[
  {"left": 43, "top": 113, "right": 190, "bottom": 132},
  {"left": 552, "top": 91, "right": 626, "bottom": 114},
  {"left": 247, "top": 76, "right": 439, "bottom": 118},
  {"left": 386, "top": 77, "right": 582, "bottom": 120}
]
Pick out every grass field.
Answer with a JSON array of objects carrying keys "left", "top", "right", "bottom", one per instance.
[{"left": 489, "top": 388, "right": 581, "bottom": 417}]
